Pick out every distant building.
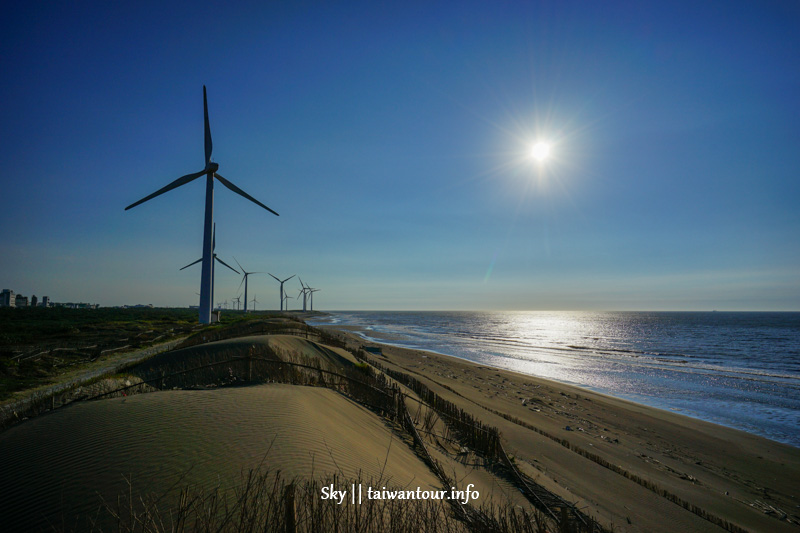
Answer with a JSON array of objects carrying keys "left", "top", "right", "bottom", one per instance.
[
  {"left": 42, "top": 296, "right": 50, "bottom": 308},
  {"left": 15, "top": 295, "right": 28, "bottom": 307},
  {"left": 1, "top": 289, "right": 15, "bottom": 307},
  {"left": 30, "top": 295, "right": 38, "bottom": 307}
]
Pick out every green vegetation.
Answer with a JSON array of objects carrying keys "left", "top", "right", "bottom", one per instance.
[{"left": 0, "top": 307, "right": 283, "bottom": 402}]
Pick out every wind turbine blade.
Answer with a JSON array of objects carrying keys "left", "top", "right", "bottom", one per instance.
[
  {"left": 268, "top": 273, "right": 280, "bottom": 282},
  {"left": 237, "top": 273, "right": 246, "bottom": 293},
  {"left": 212, "top": 223, "right": 216, "bottom": 252},
  {"left": 204, "top": 85, "right": 212, "bottom": 166},
  {"left": 124, "top": 170, "right": 206, "bottom": 210},
  {"left": 214, "top": 173, "right": 279, "bottom": 216},
  {"left": 180, "top": 258, "right": 202, "bottom": 270},
  {"left": 215, "top": 256, "right": 239, "bottom": 274},
  {"left": 283, "top": 275, "right": 295, "bottom": 283},
  {"left": 233, "top": 256, "right": 245, "bottom": 273}
]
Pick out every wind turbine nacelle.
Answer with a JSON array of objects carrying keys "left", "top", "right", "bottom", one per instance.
[{"left": 206, "top": 162, "right": 219, "bottom": 173}]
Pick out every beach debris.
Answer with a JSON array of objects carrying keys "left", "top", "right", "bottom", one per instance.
[{"left": 752, "top": 500, "right": 789, "bottom": 521}]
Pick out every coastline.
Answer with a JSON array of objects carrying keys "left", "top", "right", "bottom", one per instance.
[
  {"left": 322, "top": 325, "right": 800, "bottom": 532},
  {"left": 313, "top": 312, "right": 800, "bottom": 448},
  {"left": 2, "top": 314, "right": 798, "bottom": 532}
]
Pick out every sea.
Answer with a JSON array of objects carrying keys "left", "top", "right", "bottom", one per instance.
[{"left": 308, "top": 311, "right": 800, "bottom": 448}]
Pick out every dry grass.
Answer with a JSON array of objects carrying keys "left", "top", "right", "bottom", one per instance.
[{"left": 59, "top": 468, "right": 556, "bottom": 533}]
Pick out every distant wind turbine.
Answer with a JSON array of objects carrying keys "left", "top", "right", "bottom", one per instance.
[
  {"left": 250, "top": 294, "right": 258, "bottom": 311},
  {"left": 234, "top": 258, "right": 261, "bottom": 313},
  {"left": 307, "top": 287, "right": 320, "bottom": 311},
  {"left": 298, "top": 278, "right": 311, "bottom": 312},
  {"left": 233, "top": 295, "right": 241, "bottom": 310},
  {"left": 181, "top": 224, "right": 239, "bottom": 313},
  {"left": 125, "top": 86, "right": 279, "bottom": 324},
  {"left": 268, "top": 273, "right": 295, "bottom": 311},
  {"left": 282, "top": 291, "right": 293, "bottom": 311}
]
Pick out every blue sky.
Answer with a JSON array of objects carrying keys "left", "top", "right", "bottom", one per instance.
[{"left": 1, "top": 1, "right": 798, "bottom": 311}]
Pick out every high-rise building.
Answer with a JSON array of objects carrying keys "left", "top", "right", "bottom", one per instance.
[
  {"left": 30, "top": 295, "right": 38, "bottom": 307},
  {"left": 15, "top": 295, "right": 28, "bottom": 307},
  {"left": 42, "top": 296, "right": 50, "bottom": 308},
  {"left": 1, "top": 289, "right": 15, "bottom": 307}
]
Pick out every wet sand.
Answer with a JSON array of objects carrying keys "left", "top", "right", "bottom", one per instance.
[{"left": 324, "top": 327, "right": 800, "bottom": 532}]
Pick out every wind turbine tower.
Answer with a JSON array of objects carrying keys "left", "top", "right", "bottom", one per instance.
[
  {"left": 298, "top": 279, "right": 310, "bottom": 312},
  {"left": 125, "top": 86, "right": 279, "bottom": 324},
  {"left": 282, "top": 291, "right": 293, "bottom": 311},
  {"left": 269, "top": 273, "right": 295, "bottom": 311},
  {"left": 181, "top": 224, "right": 239, "bottom": 314},
  {"left": 234, "top": 258, "right": 262, "bottom": 313},
  {"left": 307, "top": 287, "right": 320, "bottom": 311}
]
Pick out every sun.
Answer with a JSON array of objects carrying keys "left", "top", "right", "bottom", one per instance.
[{"left": 530, "top": 141, "right": 551, "bottom": 162}]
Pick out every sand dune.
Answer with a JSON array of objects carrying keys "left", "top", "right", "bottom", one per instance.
[
  {"left": 4, "top": 323, "right": 798, "bottom": 532},
  {"left": 0, "top": 384, "right": 440, "bottom": 531},
  {"left": 134, "top": 334, "right": 358, "bottom": 374},
  {"left": 264, "top": 334, "right": 360, "bottom": 367}
]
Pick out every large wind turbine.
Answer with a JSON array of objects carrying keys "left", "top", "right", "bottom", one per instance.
[
  {"left": 125, "top": 86, "right": 279, "bottom": 324},
  {"left": 268, "top": 273, "right": 295, "bottom": 311},
  {"left": 234, "top": 258, "right": 261, "bottom": 313}
]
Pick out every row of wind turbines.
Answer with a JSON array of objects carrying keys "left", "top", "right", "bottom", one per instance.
[
  {"left": 125, "top": 86, "right": 315, "bottom": 323},
  {"left": 208, "top": 270, "right": 320, "bottom": 314}
]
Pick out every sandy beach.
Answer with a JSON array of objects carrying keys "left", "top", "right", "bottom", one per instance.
[
  {"left": 1, "top": 318, "right": 798, "bottom": 532},
  {"left": 321, "top": 325, "right": 800, "bottom": 532}
]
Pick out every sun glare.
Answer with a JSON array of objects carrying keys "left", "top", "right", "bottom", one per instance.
[{"left": 530, "top": 141, "right": 551, "bottom": 162}]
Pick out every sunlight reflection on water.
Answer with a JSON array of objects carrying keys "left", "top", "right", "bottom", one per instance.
[{"left": 312, "top": 311, "right": 800, "bottom": 447}]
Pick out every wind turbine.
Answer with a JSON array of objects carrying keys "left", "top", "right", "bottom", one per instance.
[
  {"left": 233, "top": 295, "right": 241, "bottom": 310},
  {"left": 307, "top": 287, "right": 320, "bottom": 311},
  {"left": 268, "top": 273, "right": 295, "bottom": 311},
  {"left": 234, "top": 258, "right": 261, "bottom": 313},
  {"left": 125, "top": 86, "right": 279, "bottom": 324},
  {"left": 298, "top": 279, "right": 310, "bottom": 312},
  {"left": 181, "top": 224, "right": 239, "bottom": 314},
  {"left": 250, "top": 293, "right": 258, "bottom": 311},
  {"left": 282, "top": 291, "right": 293, "bottom": 311}
]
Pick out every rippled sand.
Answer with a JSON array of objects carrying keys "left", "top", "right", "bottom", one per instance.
[{"left": 0, "top": 383, "right": 440, "bottom": 531}]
